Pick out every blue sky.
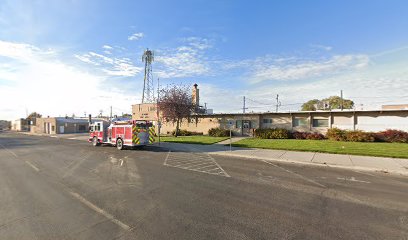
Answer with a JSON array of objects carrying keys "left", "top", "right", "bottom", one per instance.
[{"left": 1, "top": 0, "right": 408, "bottom": 119}]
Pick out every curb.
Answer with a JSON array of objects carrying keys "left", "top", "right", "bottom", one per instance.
[{"left": 208, "top": 151, "right": 408, "bottom": 176}]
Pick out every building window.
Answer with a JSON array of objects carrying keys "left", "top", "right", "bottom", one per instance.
[
  {"left": 243, "top": 120, "right": 251, "bottom": 129},
  {"left": 293, "top": 117, "right": 308, "bottom": 127},
  {"left": 79, "top": 125, "right": 86, "bottom": 131},
  {"left": 51, "top": 126, "right": 55, "bottom": 131},
  {"left": 236, "top": 120, "right": 242, "bottom": 128},
  {"left": 313, "top": 118, "right": 329, "bottom": 127},
  {"left": 262, "top": 118, "right": 272, "bottom": 124}
]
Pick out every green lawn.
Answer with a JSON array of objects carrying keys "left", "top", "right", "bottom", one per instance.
[
  {"left": 159, "top": 136, "right": 229, "bottom": 145},
  {"left": 232, "top": 138, "right": 408, "bottom": 159}
]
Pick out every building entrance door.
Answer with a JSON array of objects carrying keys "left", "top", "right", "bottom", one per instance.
[{"left": 242, "top": 120, "right": 251, "bottom": 136}]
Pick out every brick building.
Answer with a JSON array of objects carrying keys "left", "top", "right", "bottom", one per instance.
[
  {"left": 159, "top": 109, "right": 408, "bottom": 136},
  {"left": 31, "top": 117, "right": 89, "bottom": 134}
]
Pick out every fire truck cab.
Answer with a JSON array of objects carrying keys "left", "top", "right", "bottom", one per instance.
[{"left": 88, "top": 119, "right": 155, "bottom": 150}]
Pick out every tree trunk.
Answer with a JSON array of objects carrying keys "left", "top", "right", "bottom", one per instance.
[{"left": 175, "top": 118, "right": 180, "bottom": 137}]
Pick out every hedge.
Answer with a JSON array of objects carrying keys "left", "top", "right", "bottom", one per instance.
[
  {"left": 254, "top": 128, "right": 291, "bottom": 139},
  {"left": 171, "top": 129, "right": 203, "bottom": 136},
  {"left": 208, "top": 128, "right": 230, "bottom": 137},
  {"left": 375, "top": 129, "right": 408, "bottom": 143},
  {"left": 258, "top": 127, "right": 408, "bottom": 143}
]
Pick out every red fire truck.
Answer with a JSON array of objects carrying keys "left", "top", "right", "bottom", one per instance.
[{"left": 88, "top": 119, "right": 156, "bottom": 150}]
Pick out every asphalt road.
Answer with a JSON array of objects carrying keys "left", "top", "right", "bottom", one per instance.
[{"left": 0, "top": 132, "right": 407, "bottom": 240}]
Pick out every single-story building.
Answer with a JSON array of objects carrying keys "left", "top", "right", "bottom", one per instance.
[
  {"left": 158, "top": 109, "right": 408, "bottom": 136},
  {"left": 11, "top": 118, "right": 30, "bottom": 132},
  {"left": 31, "top": 117, "right": 89, "bottom": 134},
  {"left": 0, "top": 120, "right": 11, "bottom": 131}
]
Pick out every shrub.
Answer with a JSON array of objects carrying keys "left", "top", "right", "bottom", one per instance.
[
  {"left": 326, "top": 128, "right": 347, "bottom": 141},
  {"left": 375, "top": 129, "right": 408, "bottom": 143},
  {"left": 305, "top": 132, "right": 326, "bottom": 140},
  {"left": 292, "top": 131, "right": 325, "bottom": 140},
  {"left": 254, "top": 128, "right": 290, "bottom": 139},
  {"left": 208, "top": 128, "right": 230, "bottom": 137},
  {"left": 171, "top": 129, "right": 203, "bottom": 136},
  {"left": 292, "top": 131, "right": 306, "bottom": 139},
  {"left": 345, "top": 130, "right": 375, "bottom": 142}
]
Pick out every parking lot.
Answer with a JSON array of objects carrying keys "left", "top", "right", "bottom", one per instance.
[{"left": 0, "top": 132, "right": 407, "bottom": 240}]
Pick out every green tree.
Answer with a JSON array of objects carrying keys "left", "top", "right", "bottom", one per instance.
[
  {"left": 26, "top": 112, "right": 42, "bottom": 120},
  {"left": 301, "top": 99, "right": 319, "bottom": 111},
  {"left": 322, "top": 96, "right": 354, "bottom": 110},
  {"left": 121, "top": 113, "right": 132, "bottom": 119},
  {"left": 301, "top": 96, "right": 354, "bottom": 111}
]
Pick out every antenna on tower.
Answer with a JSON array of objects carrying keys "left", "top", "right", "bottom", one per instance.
[{"left": 142, "top": 48, "right": 155, "bottom": 103}]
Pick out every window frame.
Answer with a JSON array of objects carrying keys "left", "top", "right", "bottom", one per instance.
[
  {"left": 262, "top": 118, "right": 272, "bottom": 124},
  {"left": 293, "top": 117, "right": 308, "bottom": 127},
  {"left": 312, "top": 118, "right": 329, "bottom": 128}
]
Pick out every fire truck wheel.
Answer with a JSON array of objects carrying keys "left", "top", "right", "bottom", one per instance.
[
  {"left": 116, "top": 138, "right": 124, "bottom": 150},
  {"left": 92, "top": 137, "right": 99, "bottom": 146}
]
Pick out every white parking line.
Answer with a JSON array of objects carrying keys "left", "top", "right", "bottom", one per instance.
[
  {"left": 164, "top": 151, "right": 230, "bottom": 177},
  {"left": 263, "top": 160, "right": 326, "bottom": 188},
  {"left": 0, "top": 143, "right": 18, "bottom": 158},
  {"left": 69, "top": 191, "right": 131, "bottom": 231},
  {"left": 173, "top": 160, "right": 211, "bottom": 168},
  {"left": 164, "top": 150, "right": 171, "bottom": 165},
  {"left": 208, "top": 154, "right": 231, "bottom": 177},
  {"left": 25, "top": 161, "right": 40, "bottom": 172},
  {"left": 337, "top": 177, "right": 371, "bottom": 184},
  {"left": 184, "top": 162, "right": 214, "bottom": 169}
]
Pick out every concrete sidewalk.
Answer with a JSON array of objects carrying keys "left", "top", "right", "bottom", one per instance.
[
  {"left": 16, "top": 131, "right": 89, "bottom": 141},
  {"left": 209, "top": 146, "right": 408, "bottom": 176},
  {"left": 215, "top": 137, "right": 249, "bottom": 145}
]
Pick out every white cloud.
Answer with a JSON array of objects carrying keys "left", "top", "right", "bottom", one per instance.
[
  {"left": 128, "top": 32, "right": 144, "bottom": 41},
  {"left": 0, "top": 40, "right": 138, "bottom": 120},
  {"left": 74, "top": 53, "right": 99, "bottom": 65},
  {"left": 182, "top": 37, "right": 212, "bottom": 50},
  {"left": 224, "top": 54, "right": 370, "bottom": 83},
  {"left": 102, "top": 45, "right": 113, "bottom": 54},
  {"left": 75, "top": 51, "right": 142, "bottom": 77},
  {"left": 155, "top": 37, "right": 212, "bottom": 78},
  {"left": 310, "top": 44, "right": 333, "bottom": 51}
]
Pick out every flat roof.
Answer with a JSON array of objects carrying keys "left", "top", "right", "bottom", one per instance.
[{"left": 197, "top": 109, "right": 408, "bottom": 117}]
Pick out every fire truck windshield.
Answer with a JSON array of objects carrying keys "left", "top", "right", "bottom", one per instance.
[{"left": 135, "top": 122, "right": 153, "bottom": 129}]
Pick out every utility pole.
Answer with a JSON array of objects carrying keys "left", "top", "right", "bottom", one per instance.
[
  {"left": 241, "top": 96, "right": 249, "bottom": 137},
  {"left": 242, "top": 96, "right": 248, "bottom": 113},
  {"left": 275, "top": 94, "right": 281, "bottom": 113},
  {"left": 340, "top": 90, "right": 344, "bottom": 111},
  {"left": 157, "top": 78, "right": 161, "bottom": 146},
  {"left": 110, "top": 106, "right": 112, "bottom": 120}
]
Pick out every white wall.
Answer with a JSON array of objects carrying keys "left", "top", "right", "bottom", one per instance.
[
  {"left": 356, "top": 116, "right": 408, "bottom": 132},
  {"left": 332, "top": 116, "right": 354, "bottom": 130}
]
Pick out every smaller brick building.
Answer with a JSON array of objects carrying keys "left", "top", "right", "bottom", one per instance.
[
  {"left": 11, "top": 118, "right": 30, "bottom": 131},
  {"left": 32, "top": 117, "right": 89, "bottom": 134}
]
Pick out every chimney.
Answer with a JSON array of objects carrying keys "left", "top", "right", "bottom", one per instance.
[{"left": 192, "top": 83, "right": 199, "bottom": 109}]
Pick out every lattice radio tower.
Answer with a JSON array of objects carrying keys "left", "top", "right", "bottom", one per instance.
[{"left": 142, "top": 48, "right": 155, "bottom": 103}]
